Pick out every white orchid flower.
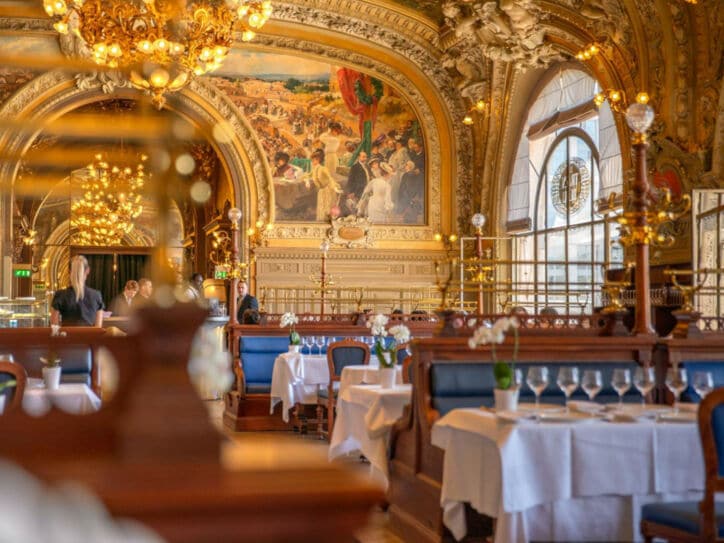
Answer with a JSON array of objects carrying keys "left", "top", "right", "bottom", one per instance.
[{"left": 389, "top": 324, "right": 410, "bottom": 344}]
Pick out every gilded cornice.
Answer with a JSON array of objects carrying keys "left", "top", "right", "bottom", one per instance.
[{"left": 277, "top": 0, "right": 440, "bottom": 46}]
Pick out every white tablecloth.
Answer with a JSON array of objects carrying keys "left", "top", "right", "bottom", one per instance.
[
  {"left": 431, "top": 408, "right": 704, "bottom": 542},
  {"left": 339, "top": 364, "right": 403, "bottom": 398},
  {"left": 270, "top": 353, "right": 327, "bottom": 422},
  {"left": 329, "top": 384, "right": 412, "bottom": 488},
  {"left": 22, "top": 379, "right": 102, "bottom": 417},
  {"left": 269, "top": 352, "right": 385, "bottom": 422}
]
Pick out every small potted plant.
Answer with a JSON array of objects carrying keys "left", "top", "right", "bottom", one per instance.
[
  {"left": 367, "top": 313, "right": 411, "bottom": 389},
  {"left": 469, "top": 316, "right": 520, "bottom": 411},
  {"left": 280, "top": 312, "right": 301, "bottom": 353},
  {"left": 40, "top": 351, "right": 62, "bottom": 390},
  {"left": 0, "top": 379, "right": 18, "bottom": 414}
]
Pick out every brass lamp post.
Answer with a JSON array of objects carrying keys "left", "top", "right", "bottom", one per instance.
[
  {"left": 471, "top": 213, "right": 487, "bottom": 314},
  {"left": 626, "top": 100, "right": 656, "bottom": 335},
  {"left": 227, "top": 207, "right": 242, "bottom": 325}
]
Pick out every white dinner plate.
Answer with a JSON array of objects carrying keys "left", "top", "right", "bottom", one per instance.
[
  {"left": 517, "top": 403, "right": 564, "bottom": 413},
  {"left": 604, "top": 404, "right": 672, "bottom": 417},
  {"left": 658, "top": 412, "right": 697, "bottom": 424},
  {"left": 496, "top": 411, "right": 535, "bottom": 424},
  {"left": 538, "top": 411, "right": 599, "bottom": 424},
  {"left": 568, "top": 400, "right": 606, "bottom": 414}
]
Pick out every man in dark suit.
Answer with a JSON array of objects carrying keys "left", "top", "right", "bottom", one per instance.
[
  {"left": 345, "top": 151, "right": 371, "bottom": 215},
  {"left": 236, "top": 281, "right": 259, "bottom": 323}
]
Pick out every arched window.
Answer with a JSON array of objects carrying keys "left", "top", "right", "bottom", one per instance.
[{"left": 508, "top": 68, "right": 623, "bottom": 313}]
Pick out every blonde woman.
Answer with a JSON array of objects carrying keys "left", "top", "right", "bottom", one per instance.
[{"left": 50, "top": 255, "right": 104, "bottom": 327}]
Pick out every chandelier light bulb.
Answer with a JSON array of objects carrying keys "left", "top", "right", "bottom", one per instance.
[{"left": 625, "top": 102, "right": 655, "bottom": 134}]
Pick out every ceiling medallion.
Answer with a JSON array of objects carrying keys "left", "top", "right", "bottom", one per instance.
[{"left": 43, "top": 0, "right": 273, "bottom": 108}]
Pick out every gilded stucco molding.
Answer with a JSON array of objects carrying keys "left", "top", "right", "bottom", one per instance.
[
  {"left": 0, "top": 18, "right": 52, "bottom": 32},
  {"left": 279, "top": 0, "right": 440, "bottom": 46}
]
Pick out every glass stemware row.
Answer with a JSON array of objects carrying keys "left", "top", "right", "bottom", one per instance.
[
  {"left": 523, "top": 366, "right": 714, "bottom": 412},
  {"left": 300, "top": 336, "right": 373, "bottom": 355}
]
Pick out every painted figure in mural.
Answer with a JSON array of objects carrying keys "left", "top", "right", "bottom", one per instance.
[
  {"left": 319, "top": 121, "right": 343, "bottom": 178},
  {"left": 360, "top": 162, "right": 395, "bottom": 223},
  {"left": 346, "top": 150, "right": 372, "bottom": 213},
  {"left": 388, "top": 138, "right": 411, "bottom": 204},
  {"left": 273, "top": 151, "right": 303, "bottom": 181},
  {"left": 337, "top": 68, "right": 385, "bottom": 164},
  {"left": 408, "top": 137, "right": 425, "bottom": 175},
  {"left": 398, "top": 160, "right": 425, "bottom": 223},
  {"left": 308, "top": 149, "right": 342, "bottom": 221}
]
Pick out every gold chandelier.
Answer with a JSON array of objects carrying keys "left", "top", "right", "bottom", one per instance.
[
  {"left": 71, "top": 153, "right": 147, "bottom": 246},
  {"left": 43, "top": 0, "right": 273, "bottom": 108}
]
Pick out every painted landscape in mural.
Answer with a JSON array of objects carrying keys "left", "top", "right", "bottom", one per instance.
[{"left": 211, "top": 51, "right": 425, "bottom": 224}]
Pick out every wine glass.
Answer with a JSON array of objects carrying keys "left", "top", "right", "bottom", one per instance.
[
  {"left": 556, "top": 367, "right": 579, "bottom": 412},
  {"left": 633, "top": 367, "right": 656, "bottom": 406},
  {"left": 665, "top": 368, "right": 688, "bottom": 414},
  {"left": 693, "top": 371, "right": 714, "bottom": 400},
  {"left": 581, "top": 370, "right": 602, "bottom": 402},
  {"left": 315, "top": 336, "right": 326, "bottom": 356},
  {"left": 512, "top": 369, "right": 523, "bottom": 390},
  {"left": 303, "top": 336, "right": 314, "bottom": 355},
  {"left": 526, "top": 366, "right": 549, "bottom": 412},
  {"left": 611, "top": 369, "right": 632, "bottom": 409}
]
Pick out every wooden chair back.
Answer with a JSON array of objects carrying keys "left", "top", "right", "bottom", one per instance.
[
  {"left": 697, "top": 386, "right": 724, "bottom": 541},
  {"left": 326, "top": 339, "right": 370, "bottom": 384},
  {"left": 0, "top": 361, "right": 27, "bottom": 412}
]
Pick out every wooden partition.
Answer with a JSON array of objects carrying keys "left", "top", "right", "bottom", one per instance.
[
  {"left": 0, "top": 304, "right": 383, "bottom": 542},
  {"left": 387, "top": 334, "right": 656, "bottom": 543}
]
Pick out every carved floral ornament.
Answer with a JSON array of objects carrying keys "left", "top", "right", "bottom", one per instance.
[{"left": 441, "top": 0, "right": 563, "bottom": 71}]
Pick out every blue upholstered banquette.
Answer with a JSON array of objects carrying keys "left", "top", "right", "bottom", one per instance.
[
  {"left": 239, "top": 336, "right": 328, "bottom": 394},
  {"left": 430, "top": 360, "right": 642, "bottom": 415},
  {"left": 0, "top": 344, "right": 94, "bottom": 387}
]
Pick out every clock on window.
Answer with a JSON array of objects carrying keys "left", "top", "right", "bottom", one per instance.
[{"left": 550, "top": 157, "right": 591, "bottom": 217}]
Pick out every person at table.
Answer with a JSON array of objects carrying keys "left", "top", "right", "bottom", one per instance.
[
  {"left": 185, "top": 273, "right": 205, "bottom": 302},
  {"left": 237, "top": 281, "right": 259, "bottom": 322},
  {"left": 133, "top": 277, "right": 153, "bottom": 307},
  {"left": 50, "top": 255, "right": 104, "bottom": 327},
  {"left": 109, "top": 280, "right": 138, "bottom": 317}
]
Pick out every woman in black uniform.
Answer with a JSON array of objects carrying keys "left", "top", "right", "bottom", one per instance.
[{"left": 50, "top": 255, "right": 105, "bottom": 327}]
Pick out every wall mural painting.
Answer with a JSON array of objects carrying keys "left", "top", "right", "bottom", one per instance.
[{"left": 211, "top": 51, "right": 426, "bottom": 225}]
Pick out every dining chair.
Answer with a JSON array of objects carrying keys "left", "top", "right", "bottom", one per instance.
[
  {"left": 641, "top": 386, "right": 724, "bottom": 542},
  {"left": 317, "top": 338, "right": 370, "bottom": 440},
  {"left": 0, "top": 360, "right": 27, "bottom": 414}
]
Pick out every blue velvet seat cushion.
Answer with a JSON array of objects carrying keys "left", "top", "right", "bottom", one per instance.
[
  {"left": 431, "top": 361, "right": 641, "bottom": 416},
  {"left": 642, "top": 501, "right": 724, "bottom": 537}
]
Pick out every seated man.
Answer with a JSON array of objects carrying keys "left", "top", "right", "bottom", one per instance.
[{"left": 110, "top": 280, "right": 138, "bottom": 317}]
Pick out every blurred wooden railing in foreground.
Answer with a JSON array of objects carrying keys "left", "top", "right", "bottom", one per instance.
[{"left": 0, "top": 304, "right": 382, "bottom": 542}]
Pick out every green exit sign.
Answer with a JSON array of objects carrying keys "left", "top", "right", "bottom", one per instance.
[
  {"left": 13, "top": 269, "right": 31, "bottom": 278},
  {"left": 214, "top": 270, "right": 228, "bottom": 279}
]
